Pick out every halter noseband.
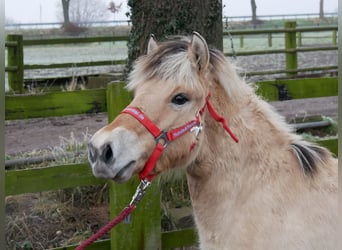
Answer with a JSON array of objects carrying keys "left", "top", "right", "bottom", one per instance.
[{"left": 121, "top": 93, "right": 238, "bottom": 182}]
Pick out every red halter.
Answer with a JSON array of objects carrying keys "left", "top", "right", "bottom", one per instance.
[{"left": 121, "top": 93, "right": 238, "bottom": 182}]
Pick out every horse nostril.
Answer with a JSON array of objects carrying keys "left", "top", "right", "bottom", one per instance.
[
  {"left": 101, "top": 144, "right": 114, "bottom": 164},
  {"left": 88, "top": 143, "right": 97, "bottom": 164}
]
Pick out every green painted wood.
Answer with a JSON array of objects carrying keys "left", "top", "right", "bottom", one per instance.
[
  {"left": 106, "top": 82, "right": 162, "bottom": 250},
  {"left": 223, "top": 25, "right": 337, "bottom": 36},
  {"left": 109, "top": 180, "right": 162, "bottom": 250},
  {"left": 297, "top": 32, "right": 302, "bottom": 47},
  {"left": 268, "top": 33, "right": 272, "bottom": 47},
  {"left": 256, "top": 77, "right": 337, "bottom": 101},
  {"left": 284, "top": 22, "right": 298, "bottom": 76},
  {"left": 245, "top": 65, "right": 338, "bottom": 77},
  {"left": 316, "top": 138, "right": 338, "bottom": 156},
  {"left": 161, "top": 228, "right": 198, "bottom": 249},
  {"left": 5, "top": 88, "right": 107, "bottom": 120},
  {"left": 4, "top": 66, "right": 18, "bottom": 72},
  {"left": 296, "top": 46, "right": 338, "bottom": 52},
  {"left": 23, "top": 36, "right": 129, "bottom": 46},
  {"left": 106, "top": 82, "right": 132, "bottom": 121},
  {"left": 24, "top": 59, "right": 127, "bottom": 70},
  {"left": 224, "top": 46, "right": 337, "bottom": 57},
  {"left": 5, "top": 163, "right": 105, "bottom": 196},
  {"left": 50, "top": 239, "right": 110, "bottom": 250},
  {"left": 7, "top": 34, "right": 24, "bottom": 93},
  {"left": 332, "top": 30, "right": 337, "bottom": 45}
]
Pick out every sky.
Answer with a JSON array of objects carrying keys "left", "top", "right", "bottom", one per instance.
[{"left": 5, "top": 0, "right": 338, "bottom": 24}]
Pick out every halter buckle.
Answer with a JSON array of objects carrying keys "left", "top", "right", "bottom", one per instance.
[
  {"left": 190, "top": 124, "right": 203, "bottom": 137},
  {"left": 129, "top": 179, "right": 151, "bottom": 206},
  {"left": 155, "top": 131, "right": 170, "bottom": 148}
]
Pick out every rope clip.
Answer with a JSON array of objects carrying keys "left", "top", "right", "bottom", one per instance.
[{"left": 129, "top": 179, "right": 151, "bottom": 206}]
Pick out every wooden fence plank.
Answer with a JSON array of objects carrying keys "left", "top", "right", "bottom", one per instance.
[
  {"left": 23, "top": 36, "right": 128, "bottom": 46},
  {"left": 316, "top": 138, "right": 338, "bottom": 156},
  {"left": 50, "top": 239, "right": 110, "bottom": 250},
  {"left": 284, "top": 21, "right": 298, "bottom": 76},
  {"left": 24, "top": 59, "right": 127, "bottom": 70},
  {"left": 4, "top": 77, "right": 337, "bottom": 120},
  {"left": 7, "top": 34, "right": 24, "bottom": 93},
  {"left": 5, "top": 163, "right": 105, "bottom": 195},
  {"left": 256, "top": 77, "right": 337, "bottom": 101},
  {"left": 161, "top": 228, "right": 198, "bottom": 249},
  {"left": 105, "top": 82, "right": 162, "bottom": 250},
  {"left": 5, "top": 88, "right": 107, "bottom": 120}
]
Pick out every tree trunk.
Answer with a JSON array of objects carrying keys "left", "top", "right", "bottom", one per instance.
[
  {"left": 319, "top": 0, "right": 324, "bottom": 19},
  {"left": 61, "top": 0, "right": 71, "bottom": 26},
  {"left": 126, "top": 0, "right": 223, "bottom": 74},
  {"left": 251, "top": 0, "right": 257, "bottom": 23}
]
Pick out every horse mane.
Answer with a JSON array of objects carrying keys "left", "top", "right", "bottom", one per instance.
[
  {"left": 127, "top": 35, "right": 332, "bottom": 177},
  {"left": 291, "top": 140, "right": 331, "bottom": 175}
]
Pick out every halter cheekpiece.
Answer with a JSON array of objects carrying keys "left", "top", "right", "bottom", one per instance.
[{"left": 121, "top": 93, "right": 239, "bottom": 182}]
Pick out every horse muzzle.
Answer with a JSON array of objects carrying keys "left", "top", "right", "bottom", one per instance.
[{"left": 87, "top": 127, "right": 144, "bottom": 183}]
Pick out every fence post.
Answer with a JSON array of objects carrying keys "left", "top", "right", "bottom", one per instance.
[
  {"left": 106, "top": 82, "right": 162, "bottom": 250},
  {"left": 7, "top": 34, "right": 24, "bottom": 93},
  {"left": 284, "top": 21, "right": 298, "bottom": 76},
  {"left": 268, "top": 33, "right": 272, "bottom": 47},
  {"left": 239, "top": 35, "right": 244, "bottom": 48},
  {"left": 297, "top": 32, "right": 302, "bottom": 47},
  {"left": 332, "top": 30, "right": 337, "bottom": 45}
]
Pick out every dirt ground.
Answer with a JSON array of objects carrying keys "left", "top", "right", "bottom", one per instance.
[{"left": 5, "top": 96, "right": 338, "bottom": 156}]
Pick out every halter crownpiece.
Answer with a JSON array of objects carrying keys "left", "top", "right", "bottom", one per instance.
[{"left": 121, "top": 93, "right": 238, "bottom": 182}]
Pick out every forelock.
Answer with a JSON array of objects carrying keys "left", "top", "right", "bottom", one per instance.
[{"left": 127, "top": 39, "right": 199, "bottom": 90}]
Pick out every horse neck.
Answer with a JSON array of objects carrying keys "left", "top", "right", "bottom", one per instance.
[{"left": 186, "top": 79, "right": 294, "bottom": 205}]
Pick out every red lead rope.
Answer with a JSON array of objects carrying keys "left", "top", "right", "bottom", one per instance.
[{"left": 75, "top": 205, "right": 136, "bottom": 250}]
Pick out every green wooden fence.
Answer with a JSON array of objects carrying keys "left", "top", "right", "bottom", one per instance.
[
  {"left": 4, "top": 75, "right": 338, "bottom": 249},
  {"left": 5, "top": 21, "right": 338, "bottom": 93},
  {"left": 4, "top": 19, "right": 338, "bottom": 249}
]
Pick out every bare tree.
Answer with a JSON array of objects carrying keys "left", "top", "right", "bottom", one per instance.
[
  {"left": 126, "top": 0, "right": 223, "bottom": 78},
  {"left": 61, "top": 0, "right": 71, "bottom": 26},
  {"left": 319, "top": 0, "right": 324, "bottom": 19},
  {"left": 251, "top": 0, "right": 257, "bottom": 23},
  {"left": 70, "top": 0, "right": 110, "bottom": 26},
  {"left": 57, "top": 0, "right": 111, "bottom": 27},
  {"left": 108, "top": 1, "right": 122, "bottom": 14}
]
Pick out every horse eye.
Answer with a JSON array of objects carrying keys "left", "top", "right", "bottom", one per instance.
[{"left": 171, "top": 94, "right": 189, "bottom": 105}]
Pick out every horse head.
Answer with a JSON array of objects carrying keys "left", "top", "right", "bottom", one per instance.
[{"left": 88, "top": 32, "right": 212, "bottom": 182}]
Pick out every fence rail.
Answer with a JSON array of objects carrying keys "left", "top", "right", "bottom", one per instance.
[
  {"left": 5, "top": 21, "right": 338, "bottom": 93},
  {"left": 4, "top": 75, "right": 338, "bottom": 249},
  {"left": 4, "top": 21, "right": 338, "bottom": 250},
  {"left": 5, "top": 12, "right": 338, "bottom": 29}
]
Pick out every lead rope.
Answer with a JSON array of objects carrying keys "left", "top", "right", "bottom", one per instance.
[{"left": 75, "top": 180, "right": 151, "bottom": 250}]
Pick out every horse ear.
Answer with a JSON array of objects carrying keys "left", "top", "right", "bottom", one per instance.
[
  {"left": 189, "top": 31, "right": 210, "bottom": 71},
  {"left": 147, "top": 34, "right": 158, "bottom": 54}
]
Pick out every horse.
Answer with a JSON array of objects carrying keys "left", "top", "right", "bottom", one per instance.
[{"left": 88, "top": 32, "right": 338, "bottom": 249}]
